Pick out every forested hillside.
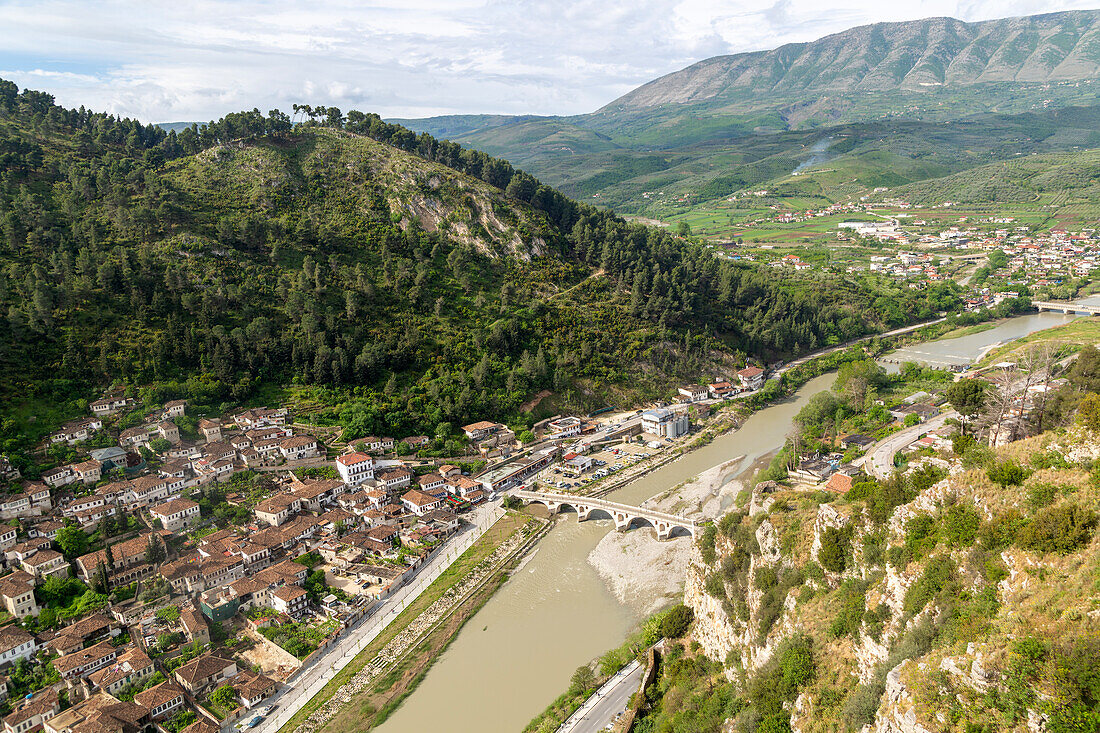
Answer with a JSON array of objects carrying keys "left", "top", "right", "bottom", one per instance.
[{"left": 0, "top": 80, "right": 957, "bottom": 453}]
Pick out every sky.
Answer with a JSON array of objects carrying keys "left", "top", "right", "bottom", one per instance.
[{"left": 0, "top": 0, "right": 1098, "bottom": 124}]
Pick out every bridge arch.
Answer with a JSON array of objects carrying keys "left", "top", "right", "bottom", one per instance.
[
  {"left": 623, "top": 516, "right": 656, "bottom": 531},
  {"left": 582, "top": 507, "right": 615, "bottom": 522}
]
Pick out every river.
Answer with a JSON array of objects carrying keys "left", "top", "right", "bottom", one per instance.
[
  {"left": 373, "top": 311, "right": 1079, "bottom": 733},
  {"left": 883, "top": 311, "right": 1079, "bottom": 369}
]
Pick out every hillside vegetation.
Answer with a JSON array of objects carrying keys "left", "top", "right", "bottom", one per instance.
[
  {"left": 622, "top": 355, "right": 1100, "bottom": 733},
  {"left": 0, "top": 80, "right": 957, "bottom": 462},
  {"left": 884, "top": 148, "right": 1100, "bottom": 206}
]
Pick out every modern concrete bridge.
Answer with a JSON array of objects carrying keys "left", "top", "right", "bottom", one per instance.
[
  {"left": 1034, "top": 301, "right": 1100, "bottom": 315},
  {"left": 513, "top": 490, "right": 697, "bottom": 540}
]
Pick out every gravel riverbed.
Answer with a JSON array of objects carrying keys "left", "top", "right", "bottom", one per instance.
[{"left": 586, "top": 457, "right": 744, "bottom": 614}]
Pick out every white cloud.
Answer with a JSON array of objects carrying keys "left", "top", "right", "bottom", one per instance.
[{"left": 0, "top": 0, "right": 1096, "bottom": 122}]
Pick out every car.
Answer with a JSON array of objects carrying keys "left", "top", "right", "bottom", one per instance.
[
  {"left": 248, "top": 715, "right": 264, "bottom": 728},
  {"left": 260, "top": 704, "right": 277, "bottom": 715}
]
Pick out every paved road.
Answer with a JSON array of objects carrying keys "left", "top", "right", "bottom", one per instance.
[
  {"left": 560, "top": 660, "right": 645, "bottom": 733},
  {"left": 770, "top": 316, "right": 948, "bottom": 381},
  {"left": 248, "top": 501, "right": 504, "bottom": 733},
  {"left": 864, "top": 411, "right": 955, "bottom": 479}
]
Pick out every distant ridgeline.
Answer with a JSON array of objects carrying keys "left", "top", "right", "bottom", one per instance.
[
  {"left": 396, "top": 10, "right": 1100, "bottom": 211},
  {"left": 0, "top": 79, "right": 960, "bottom": 450}
]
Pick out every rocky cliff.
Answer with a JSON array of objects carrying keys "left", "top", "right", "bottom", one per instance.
[
  {"left": 605, "top": 10, "right": 1100, "bottom": 111},
  {"left": 678, "top": 427, "right": 1100, "bottom": 732}
]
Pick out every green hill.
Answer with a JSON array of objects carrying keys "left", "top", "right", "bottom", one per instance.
[
  {"left": 0, "top": 79, "right": 959, "bottom": 460},
  {"left": 882, "top": 148, "right": 1100, "bottom": 207}
]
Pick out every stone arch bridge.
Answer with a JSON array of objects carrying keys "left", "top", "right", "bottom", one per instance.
[{"left": 512, "top": 489, "right": 697, "bottom": 540}]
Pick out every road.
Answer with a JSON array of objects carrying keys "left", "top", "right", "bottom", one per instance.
[
  {"left": 249, "top": 500, "right": 504, "bottom": 733},
  {"left": 559, "top": 659, "right": 645, "bottom": 733},
  {"left": 771, "top": 316, "right": 949, "bottom": 381},
  {"left": 864, "top": 411, "right": 955, "bottom": 479}
]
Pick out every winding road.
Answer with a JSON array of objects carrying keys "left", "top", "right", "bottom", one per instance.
[{"left": 864, "top": 411, "right": 955, "bottom": 479}]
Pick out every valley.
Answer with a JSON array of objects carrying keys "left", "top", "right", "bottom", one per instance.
[{"left": 5, "top": 5, "right": 1100, "bottom": 733}]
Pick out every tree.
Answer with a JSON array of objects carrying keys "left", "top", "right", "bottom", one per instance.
[
  {"left": 145, "top": 536, "right": 165, "bottom": 565},
  {"left": 660, "top": 604, "right": 694, "bottom": 638},
  {"left": 304, "top": 569, "right": 327, "bottom": 602},
  {"left": 55, "top": 525, "right": 88, "bottom": 559},
  {"left": 946, "top": 380, "right": 987, "bottom": 434},
  {"left": 209, "top": 684, "right": 237, "bottom": 709},
  {"left": 92, "top": 561, "right": 110, "bottom": 594},
  {"left": 569, "top": 665, "right": 596, "bottom": 694},
  {"left": 1076, "top": 393, "right": 1100, "bottom": 433}
]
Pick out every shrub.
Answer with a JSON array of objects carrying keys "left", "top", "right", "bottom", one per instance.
[
  {"left": 718, "top": 511, "right": 742, "bottom": 537},
  {"left": 754, "top": 565, "right": 778, "bottom": 591},
  {"left": 904, "top": 514, "right": 939, "bottom": 560},
  {"left": 747, "top": 634, "right": 815, "bottom": 733},
  {"left": 952, "top": 433, "right": 976, "bottom": 456},
  {"left": 1016, "top": 503, "right": 1097, "bottom": 555},
  {"left": 828, "top": 580, "right": 868, "bottom": 639},
  {"left": 903, "top": 555, "right": 954, "bottom": 617},
  {"left": 861, "top": 530, "right": 886, "bottom": 566},
  {"left": 849, "top": 473, "right": 917, "bottom": 525},
  {"left": 962, "top": 444, "right": 994, "bottom": 470},
  {"left": 155, "top": 606, "right": 180, "bottom": 625},
  {"left": 979, "top": 509, "right": 1028, "bottom": 551},
  {"left": 841, "top": 682, "right": 884, "bottom": 729},
  {"left": 847, "top": 480, "right": 879, "bottom": 501},
  {"left": 294, "top": 551, "right": 322, "bottom": 568},
  {"left": 660, "top": 604, "right": 694, "bottom": 638},
  {"left": 1026, "top": 482, "right": 1059, "bottom": 510},
  {"left": 1030, "top": 450, "right": 1069, "bottom": 470},
  {"left": 698, "top": 524, "right": 718, "bottom": 565},
  {"left": 987, "top": 460, "right": 1029, "bottom": 488},
  {"left": 720, "top": 548, "right": 749, "bottom": 581},
  {"left": 941, "top": 504, "right": 981, "bottom": 548},
  {"left": 819, "top": 525, "right": 853, "bottom": 573},
  {"left": 909, "top": 465, "right": 946, "bottom": 494},
  {"left": 704, "top": 573, "right": 726, "bottom": 599},
  {"left": 863, "top": 603, "right": 892, "bottom": 643}
]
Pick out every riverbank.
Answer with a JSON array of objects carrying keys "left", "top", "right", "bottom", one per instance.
[
  {"left": 587, "top": 458, "right": 744, "bottom": 615},
  {"left": 276, "top": 511, "right": 537, "bottom": 733}
]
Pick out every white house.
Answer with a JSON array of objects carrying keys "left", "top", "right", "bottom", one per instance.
[
  {"left": 279, "top": 435, "right": 320, "bottom": 461},
  {"left": 335, "top": 452, "right": 375, "bottom": 486},
  {"left": 151, "top": 498, "right": 201, "bottom": 532}
]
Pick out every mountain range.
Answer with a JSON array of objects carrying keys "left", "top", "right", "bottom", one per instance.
[{"left": 396, "top": 10, "right": 1100, "bottom": 214}]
